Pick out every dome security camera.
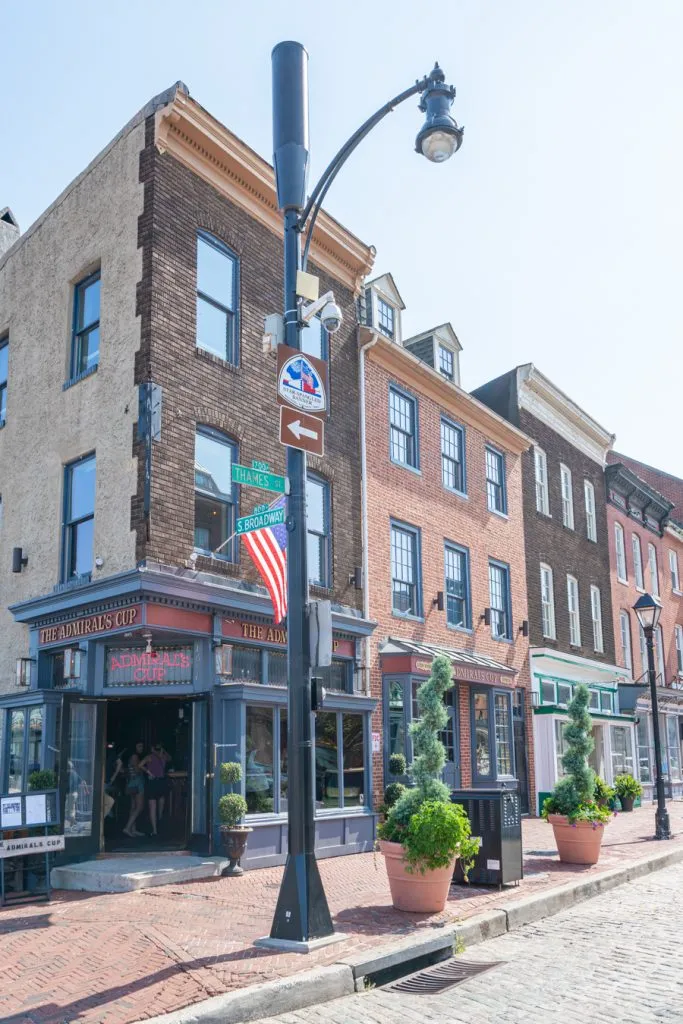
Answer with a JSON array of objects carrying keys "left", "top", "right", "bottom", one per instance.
[{"left": 321, "top": 299, "right": 343, "bottom": 335}]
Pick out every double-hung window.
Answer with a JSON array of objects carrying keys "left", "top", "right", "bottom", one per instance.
[
  {"left": 0, "top": 335, "right": 7, "bottom": 425},
  {"left": 438, "top": 344, "right": 454, "bottom": 381},
  {"left": 670, "top": 550, "right": 681, "bottom": 593},
  {"left": 639, "top": 624, "right": 648, "bottom": 677},
  {"left": 655, "top": 624, "right": 666, "bottom": 681},
  {"left": 389, "top": 387, "right": 418, "bottom": 468},
  {"left": 615, "top": 523, "right": 627, "bottom": 582},
  {"left": 391, "top": 522, "right": 421, "bottom": 617},
  {"left": 194, "top": 427, "right": 237, "bottom": 560},
  {"left": 196, "top": 232, "right": 239, "bottom": 363},
  {"left": 307, "top": 474, "right": 330, "bottom": 587},
  {"left": 377, "top": 298, "right": 395, "bottom": 338},
  {"left": 648, "top": 543, "right": 659, "bottom": 597},
  {"left": 534, "top": 447, "right": 549, "bottom": 514},
  {"left": 560, "top": 464, "right": 574, "bottom": 529},
  {"left": 584, "top": 480, "right": 596, "bottom": 541},
  {"left": 488, "top": 560, "right": 511, "bottom": 640},
  {"left": 62, "top": 454, "right": 96, "bottom": 581},
  {"left": 71, "top": 271, "right": 100, "bottom": 378},
  {"left": 619, "top": 611, "right": 633, "bottom": 673},
  {"left": 675, "top": 624, "right": 683, "bottom": 674},
  {"left": 445, "top": 543, "right": 470, "bottom": 629},
  {"left": 632, "top": 533, "right": 644, "bottom": 589},
  {"left": 485, "top": 447, "right": 506, "bottom": 514},
  {"left": 540, "top": 563, "right": 556, "bottom": 639},
  {"left": 590, "top": 585, "right": 604, "bottom": 653},
  {"left": 567, "top": 575, "right": 581, "bottom": 646},
  {"left": 471, "top": 689, "right": 514, "bottom": 783},
  {"left": 441, "top": 417, "right": 465, "bottom": 493}
]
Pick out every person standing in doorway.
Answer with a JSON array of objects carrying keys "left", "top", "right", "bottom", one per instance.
[
  {"left": 141, "top": 743, "right": 170, "bottom": 837},
  {"left": 123, "top": 741, "right": 147, "bottom": 838}
]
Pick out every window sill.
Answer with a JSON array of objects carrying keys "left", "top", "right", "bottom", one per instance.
[
  {"left": 489, "top": 508, "right": 509, "bottom": 521},
  {"left": 390, "top": 459, "right": 421, "bottom": 476},
  {"left": 491, "top": 634, "right": 513, "bottom": 645},
  {"left": 63, "top": 364, "right": 98, "bottom": 390},
  {"left": 673, "top": 589, "right": 683, "bottom": 597},
  {"left": 310, "top": 583, "right": 333, "bottom": 597},
  {"left": 443, "top": 485, "right": 468, "bottom": 500},
  {"left": 536, "top": 509, "right": 551, "bottom": 519},
  {"left": 193, "top": 551, "right": 239, "bottom": 575},
  {"left": 617, "top": 576, "right": 629, "bottom": 586},
  {"left": 392, "top": 611, "right": 424, "bottom": 623},
  {"left": 446, "top": 623, "right": 473, "bottom": 636},
  {"left": 195, "top": 346, "right": 239, "bottom": 372}
]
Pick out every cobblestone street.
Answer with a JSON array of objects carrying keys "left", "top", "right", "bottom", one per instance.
[{"left": 254, "top": 862, "right": 683, "bottom": 1024}]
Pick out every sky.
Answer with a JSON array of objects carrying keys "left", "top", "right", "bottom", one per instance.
[{"left": 3, "top": 1, "right": 683, "bottom": 475}]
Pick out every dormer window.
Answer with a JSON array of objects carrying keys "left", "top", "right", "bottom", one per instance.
[
  {"left": 438, "top": 344, "right": 454, "bottom": 381},
  {"left": 377, "top": 298, "right": 395, "bottom": 339}
]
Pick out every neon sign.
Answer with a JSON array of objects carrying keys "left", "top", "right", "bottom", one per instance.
[{"left": 106, "top": 647, "right": 193, "bottom": 686}]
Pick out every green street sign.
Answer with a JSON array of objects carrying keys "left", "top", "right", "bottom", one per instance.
[
  {"left": 232, "top": 463, "right": 287, "bottom": 494},
  {"left": 236, "top": 506, "right": 286, "bottom": 536}
]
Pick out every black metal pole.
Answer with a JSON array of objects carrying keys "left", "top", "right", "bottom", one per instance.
[
  {"left": 645, "top": 626, "right": 671, "bottom": 840},
  {"left": 269, "top": 41, "right": 333, "bottom": 944}
]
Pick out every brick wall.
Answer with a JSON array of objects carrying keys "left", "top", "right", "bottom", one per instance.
[{"left": 519, "top": 409, "right": 616, "bottom": 662}]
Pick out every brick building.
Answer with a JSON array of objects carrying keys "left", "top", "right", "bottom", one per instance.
[
  {"left": 473, "top": 366, "right": 634, "bottom": 812},
  {"left": 604, "top": 452, "right": 683, "bottom": 801},
  {"left": 360, "top": 277, "right": 535, "bottom": 815},
  {"left": 0, "top": 83, "right": 378, "bottom": 870}
]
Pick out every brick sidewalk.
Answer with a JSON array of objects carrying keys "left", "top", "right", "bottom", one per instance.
[{"left": 1, "top": 805, "right": 681, "bottom": 1024}]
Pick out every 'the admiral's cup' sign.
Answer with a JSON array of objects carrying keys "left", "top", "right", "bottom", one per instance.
[{"left": 277, "top": 344, "right": 328, "bottom": 416}]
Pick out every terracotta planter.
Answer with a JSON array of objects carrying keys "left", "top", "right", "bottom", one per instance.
[
  {"left": 619, "top": 795, "right": 635, "bottom": 812},
  {"left": 548, "top": 814, "right": 607, "bottom": 865},
  {"left": 219, "top": 825, "right": 252, "bottom": 876},
  {"left": 379, "top": 839, "right": 456, "bottom": 913}
]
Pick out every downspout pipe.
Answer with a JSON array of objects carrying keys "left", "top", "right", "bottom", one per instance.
[{"left": 359, "top": 326, "right": 379, "bottom": 695}]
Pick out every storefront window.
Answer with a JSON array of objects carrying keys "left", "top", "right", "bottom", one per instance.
[
  {"left": 64, "top": 703, "right": 96, "bottom": 836},
  {"left": 245, "top": 706, "right": 274, "bottom": 813},
  {"left": 27, "top": 708, "right": 43, "bottom": 776},
  {"left": 388, "top": 681, "right": 405, "bottom": 761},
  {"left": 554, "top": 718, "right": 568, "bottom": 777},
  {"left": 473, "top": 692, "right": 491, "bottom": 779},
  {"left": 267, "top": 650, "right": 287, "bottom": 686},
  {"left": 279, "top": 709, "right": 288, "bottom": 812},
  {"left": 342, "top": 715, "right": 365, "bottom": 807},
  {"left": 317, "top": 661, "right": 349, "bottom": 693},
  {"left": 232, "top": 646, "right": 262, "bottom": 682},
  {"left": 636, "top": 717, "right": 651, "bottom": 783},
  {"left": 315, "top": 711, "right": 366, "bottom": 810},
  {"left": 610, "top": 725, "right": 634, "bottom": 777},
  {"left": 659, "top": 716, "right": 670, "bottom": 777},
  {"left": 440, "top": 689, "right": 456, "bottom": 765},
  {"left": 667, "top": 716, "right": 681, "bottom": 782},
  {"left": 315, "top": 711, "right": 339, "bottom": 809},
  {"left": 494, "top": 694, "right": 513, "bottom": 776},
  {"left": 8, "top": 710, "right": 25, "bottom": 793}
]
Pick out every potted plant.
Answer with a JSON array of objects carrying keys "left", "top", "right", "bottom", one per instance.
[
  {"left": 218, "top": 761, "right": 251, "bottom": 876},
  {"left": 614, "top": 773, "right": 642, "bottom": 812},
  {"left": 378, "top": 655, "right": 478, "bottom": 913},
  {"left": 542, "top": 684, "right": 611, "bottom": 865},
  {"left": 389, "top": 753, "right": 407, "bottom": 777},
  {"left": 28, "top": 769, "right": 57, "bottom": 791}
]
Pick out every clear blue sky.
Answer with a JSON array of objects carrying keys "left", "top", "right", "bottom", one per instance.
[{"left": 4, "top": 2, "right": 682, "bottom": 475}]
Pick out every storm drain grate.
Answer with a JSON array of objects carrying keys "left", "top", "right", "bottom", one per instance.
[{"left": 385, "top": 957, "right": 503, "bottom": 995}]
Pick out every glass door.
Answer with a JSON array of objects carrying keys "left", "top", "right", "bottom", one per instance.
[
  {"left": 440, "top": 687, "right": 460, "bottom": 790},
  {"left": 512, "top": 690, "right": 530, "bottom": 814},
  {"left": 189, "top": 698, "right": 210, "bottom": 853},
  {"left": 58, "top": 696, "right": 106, "bottom": 860}
]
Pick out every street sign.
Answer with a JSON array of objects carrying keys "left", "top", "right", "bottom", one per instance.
[
  {"left": 279, "top": 406, "right": 325, "bottom": 457},
  {"left": 236, "top": 506, "right": 287, "bottom": 536},
  {"left": 276, "top": 344, "right": 328, "bottom": 418},
  {"left": 232, "top": 463, "right": 287, "bottom": 494}
]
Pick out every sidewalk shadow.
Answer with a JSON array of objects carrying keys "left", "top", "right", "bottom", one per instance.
[{"left": 0, "top": 913, "right": 53, "bottom": 935}]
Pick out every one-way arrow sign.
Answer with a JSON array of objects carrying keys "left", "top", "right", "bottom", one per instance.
[{"left": 279, "top": 406, "right": 325, "bottom": 457}]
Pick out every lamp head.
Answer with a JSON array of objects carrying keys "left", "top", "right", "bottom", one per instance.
[
  {"left": 415, "top": 63, "right": 463, "bottom": 163},
  {"left": 633, "top": 592, "right": 662, "bottom": 632}
]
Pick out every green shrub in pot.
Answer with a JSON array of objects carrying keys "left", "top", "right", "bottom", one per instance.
[
  {"left": 28, "top": 769, "right": 57, "bottom": 791},
  {"left": 217, "top": 793, "right": 248, "bottom": 828},
  {"left": 219, "top": 761, "right": 242, "bottom": 786},
  {"left": 614, "top": 774, "right": 642, "bottom": 802},
  {"left": 388, "top": 753, "right": 407, "bottom": 776}
]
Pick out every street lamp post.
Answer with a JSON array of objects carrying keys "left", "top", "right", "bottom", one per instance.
[
  {"left": 633, "top": 593, "right": 671, "bottom": 840},
  {"left": 269, "top": 41, "right": 463, "bottom": 946}
]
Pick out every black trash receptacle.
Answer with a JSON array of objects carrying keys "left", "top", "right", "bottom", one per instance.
[{"left": 451, "top": 784, "right": 523, "bottom": 887}]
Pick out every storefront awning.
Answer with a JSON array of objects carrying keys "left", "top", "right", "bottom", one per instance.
[
  {"left": 635, "top": 685, "right": 683, "bottom": 711},
  {"left": 379, "top": 637, "right": 517, "bottom": 685}
]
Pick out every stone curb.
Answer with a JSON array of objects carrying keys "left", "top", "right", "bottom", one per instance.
[{"left": 136, "top": 844, "right": 683, "bottom": 1024}]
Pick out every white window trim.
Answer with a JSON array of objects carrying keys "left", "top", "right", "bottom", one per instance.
[
  {"left": 619, "top": 610, "right": 632, "bottom": 673},
  {"left": 567, "top": 574, "right": 581, "bottom": 647},
  {"left": 615, "top": 523, "right": 627, "bottom": 583},
  {"left": 560, "top": 464, "right": 574, "bottom": 530},
  {"left": 648, "top": 543, "right": 660, "bottom": 597},
  {"left": 655, "top": 624, "right": 665, "bottom": 681},
  {"left": 540, "top": 563, "right": 556, "bottom": 640},
  {"left": 675, "top": 624, "right": 683, "bottom": 675},
  {"left": 534, "top": 447, "right": 550, "bottom": 516},
  {"left": 590, "top": 585, "right": 604, "bottom": 654},
  {"left": 632, "top": 533, "right": 644, "bottom": 591},
  {"left": 584, "top": 480, "right": 596, "bottom": 542},
  {"left": 669, "top": 550, "right": 681, "bottom": 594}
]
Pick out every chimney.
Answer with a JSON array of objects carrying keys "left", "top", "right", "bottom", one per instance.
[{"left": 0, "top": 208, "right": 20, "bottom": 258}]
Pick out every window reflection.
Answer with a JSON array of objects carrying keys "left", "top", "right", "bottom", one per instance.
[
  {"left": 474, "top": 692, "right": 490, "bottom": 777},
  {"left": 245, "top": 706, "right": 274, "bottom": 813}
]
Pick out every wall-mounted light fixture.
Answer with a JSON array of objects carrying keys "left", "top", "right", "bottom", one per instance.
[
  {"left": 348, "top": 567, "right": 363, "bottom": 590},
  {"left": 16, "top": 657, "right": 35, "bottom": 687},
  {"left": 432, "top": 591, "right": 444, "bottom": 611},
  {"left": 12, "top": 547, "right": 28, "bottom": 573},
  {"left": 481, "top": 608, "right": 491, "bottom": 626},
  {"left": 519, "top": 620, "right": 529, "bottom": 637}
]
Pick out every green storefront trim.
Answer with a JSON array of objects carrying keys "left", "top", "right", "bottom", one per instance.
[
  {"left": 532, "top": 705, "right": 634, "bottom": 723},
  {"left": 531, "top": 652, "right": 623, "bottom": 676}
]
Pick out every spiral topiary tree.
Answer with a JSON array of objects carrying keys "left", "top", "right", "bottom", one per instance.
[{"left": 543, "top": 682, "right": 597, "bottom": 818}]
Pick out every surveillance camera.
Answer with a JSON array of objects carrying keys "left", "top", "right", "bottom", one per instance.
[{"left": 321, "top": 300, "right": 343, "bottom": 335}]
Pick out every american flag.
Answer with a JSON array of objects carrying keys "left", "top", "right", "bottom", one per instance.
[{"left": 242, "top": 497, "right": 288, "bottom": 624}]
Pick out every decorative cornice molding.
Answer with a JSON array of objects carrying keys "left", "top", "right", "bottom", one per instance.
[
  {"left": 365, "top": 330, "right": 531, "bottom": 455},
  {"left": 155, "top": 92, "right": 375, "bottom": 295}
]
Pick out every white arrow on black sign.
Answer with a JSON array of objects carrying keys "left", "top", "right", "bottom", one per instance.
[{"left": 287, "top": 419, "right": 318, "bottom": 441}]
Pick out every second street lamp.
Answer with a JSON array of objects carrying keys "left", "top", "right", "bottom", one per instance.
[
  {"left": 633, "top": 592, "right": 671, "bottom": 841},
  {"left": 269, "top": 41, "right": 463, "bottom": 947}
]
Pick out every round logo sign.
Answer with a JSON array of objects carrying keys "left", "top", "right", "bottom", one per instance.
[{"left": 278, "top": 355, "right": 327, "bottom": 414}]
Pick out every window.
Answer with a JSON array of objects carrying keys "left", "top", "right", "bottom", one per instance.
[
  {"left": 196, "top": 232, "right": 239, "bottom": 363},
  {"left": 244, "top": 706, "right": 288, "bottom": 815},
  {"left": 488, "top": 560, "right": 511, "bottom": 640},
  {"left": 441, "top": 418, "right": 465, "bottom": 493},
  {"left": 0, "top": 335, "right": 7, "bottom": 425},
  {"left": 485, "top": 447, "right": 506, "bottom": 514},
  {"left": 389, "top": 386, "right": 418, "bottom": 468},
  {"left": 636, "top": 717, "right": 651, "bottom": 783},
  {"left": 71, "top": 271, "right": 100, "bottom": 378},
  {"left": 676, "top": 625, "right": 683, "bottom": 674},
  {"left": 670, "top": 550, "right": 681, "bottom": 592},
  {"left": 567, "top": 575, "right": 581, "bottom": 646},
  {"left": 62, "top": 454, "right": 96, "bottom": 581},
  {"left": 619, "top": 611, "right": 633, "bottom": 672},
  {"left": 655, "top": 624, "right": 665, "bottom": 681},
  {"left": 445, "top": 543, "right": 470, "bottom": 628},
  {"left": 194, "top": 428, "right": 236, "bottom": 560},
  {"left": 648, "top": 543, "right": 659, "bottom": 597},
  {"left": 64, "top": 702, "right": 96, "bottom": 836},
  {"left": 632, "top": 534, "right": 644, "bottom": 589},
  {"left": 473, "top": 691, "right": 490, "bottom": 778},
  {"left": 600, "top": 690, "right": 613, "bottom": 713},
  {"left": 639, "top": 624, "right": 648, "bottom": 677},
  {"left": 557, "top": 682, "right": 572, "bottom": 706},
  {"left": 307, "top": 474, "right": 330, "bottom": 587},
  {"left": 540, "top": 563, "right": 556, "bottom": 639},
  {"left": 560, "top": 464, "right": 574, "bottom": 529},
  {"left": 666, "top": 716, "right": 681, "bottom": 782},
  {"left": 8, "top": 709, "right": 26, "bottom": 792},
  {"left": 301, "top": 315, "right": 327, "bottom": 361},
  {"left": 584, "top": 480, "right": 596, "bottom": 541},
  {"left": 610, "top": 725, "right": 634, "bottom": 777},
  {"left": 391, "top": 522, "right": 421, "bottom": 617},
  {"left": 534, "top": 447, "right": 549, "bottom": 515},
  {"left": 541, "top": 680, "right": 556, "bottom": 704},
  {"left": 494, "top": 693, "right": 513, "bottom": 776},
  {"left": 472, "top": 689, "right": 514, "bottom": 782},
  {"left": 554, "top": 718, "right": 568, "bottom": 777},
  {"left": 315, "top": 711, "right": 366, "bottom": 809},
  {"left": 615, "top": 523, "right": 627, "bottom": 582},
  {"left": 590, "top": 585, "right": 604, "bottom": 653},
  {"left": 438, "top": 344, "right": 454, "bottom": 381},
  {"left": 377, "top": 297, "right": 395, "bottom": 338},
  {"left": 589, "top": 689, "right": 599, "bottom": 710}
]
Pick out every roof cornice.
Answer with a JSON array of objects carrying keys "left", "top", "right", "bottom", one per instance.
[
  {"left": 155, "top": 91, "right": 375, "bottom": 295},
  {"left": 517, "top": 364, "right": 615, "bottom": 465},
  {"left": 364, "top": 330, "right": 531, "bottom": 455}
]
